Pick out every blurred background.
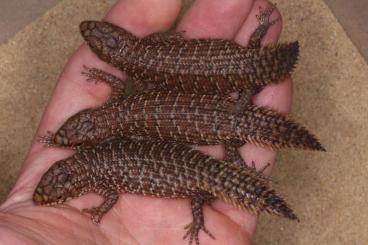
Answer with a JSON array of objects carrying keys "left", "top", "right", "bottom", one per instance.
[{"left": 0, "top": 0, "right": 367, "bottom": 244}]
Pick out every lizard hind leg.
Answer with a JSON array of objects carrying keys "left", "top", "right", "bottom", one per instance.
[
  {"left": 248, "top": 3, "right": 281, "bottom": 48},
  {"left": 183, "top": 193, "right": 215, "bottom": 245},
  {"left": 225, "top": 144, "right": 275, "bottom": 183},
  {"left": 224, "top": 144, "right": 243, "bottom": 163}
]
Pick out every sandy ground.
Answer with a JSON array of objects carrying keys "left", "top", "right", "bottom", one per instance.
[{"left": 0, "top": 0, "right": 367, "bottom": 244}]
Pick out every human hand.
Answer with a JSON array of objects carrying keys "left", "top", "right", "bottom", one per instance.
[{"left": 0, "top": 0, "right": 291, "bottom": 244}]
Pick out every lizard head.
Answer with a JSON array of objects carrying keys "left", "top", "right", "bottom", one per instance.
[
  {"left": 80, "top": 20, "right": 136, "bottom": 67},
  {"left": 39, "top": 109, "right": 100, "bottom": 148},
  {"left": 33, "top": 160, "right": 79, "bottom": 206}
]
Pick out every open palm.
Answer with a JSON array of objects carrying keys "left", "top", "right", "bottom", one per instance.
[{"left": 0, "top": 0, "right": 292, "bottom": 244}]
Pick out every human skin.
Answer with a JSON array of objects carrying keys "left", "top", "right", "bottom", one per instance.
[{"left": 0, "top": 0, "right": 292, "bottom": 244}]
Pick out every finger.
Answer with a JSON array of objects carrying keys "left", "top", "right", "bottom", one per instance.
[
  {"left": 106, "top": 0, "right": 182, "bottom": 36},
  {"left": 178, "top": 0, "right": 256, "bottom": 158},
  {"left": 235, "top": 0, "right": 292, "bottom": 176},
  {"left": 213, "top": 0, "right": 289, "bottom": 237},
  {"left": 6, "top": 0, "right": 182, "bottom": 203},
  {"left": 177, "top": 0, "right": 281, "bottom": 241},
  {"left": 177, "top": 0, "right": 254, "bottom": 38},
  {"left": 178, "top": 3, "right": 258, "bottom": 243}
]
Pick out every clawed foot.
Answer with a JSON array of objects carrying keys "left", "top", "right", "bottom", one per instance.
[
  {"left": 249, "top": 3, "right": 281, "bottom": 48},
  {"left": 82, "top": 207, "right": 103, "bottom": 224},
  {"left": 81, "top": 65, "right": 129, "bottom": 99},
  {"left": 183, "top": 221, "right": 215, "bottom": 245},
  {"left": 256, "top": 4, "right": 280, "bottom": 26},
  {"left": 81, "top": 65, "right": 102, "bottom": 84},
  {"left": 37, "top": 131, "right": 55, "bottom": 146},
  {"left": 233, "top": 159, "right": 275, "bottom": 183},
  {"left": 251, "top": 161, "right": 270, "bottom": 174},
  {"left": 250, "top": 161, "right": 277, "bottom": 183}
]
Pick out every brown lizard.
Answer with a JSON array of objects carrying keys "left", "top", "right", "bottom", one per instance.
[
  {"left": 33, "top": 137, "right": 298, "bottom": 245},
  {"left": 79, "top": 4, "right": 299, "bottom": 96},
  {"left": 39, "top": 89, "right": 325, "bottom": 158}
]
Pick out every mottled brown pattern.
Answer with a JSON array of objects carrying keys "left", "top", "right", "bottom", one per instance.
[
  {"left": 79, "top": 5, "right": 299, "bottom": 95},
  {"left": 33, "top": 137, "right": 298, "bottom": 245},
  {"left": 40, "top": 91, "right": 325, "bottom": 153}
]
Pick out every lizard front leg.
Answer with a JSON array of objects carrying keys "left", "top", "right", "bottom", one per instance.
[
  {"left": 183, "top": 192, "right": 215, "bottom": 245},
  {"left": 82, "top": 186, "right": 119, "bottom": 224},
  {"left": 81, "top": 66, "right": 129, "bottom": 100},
  {"left": 224, "top": 143, "right": 273, "bottom": 183}
]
